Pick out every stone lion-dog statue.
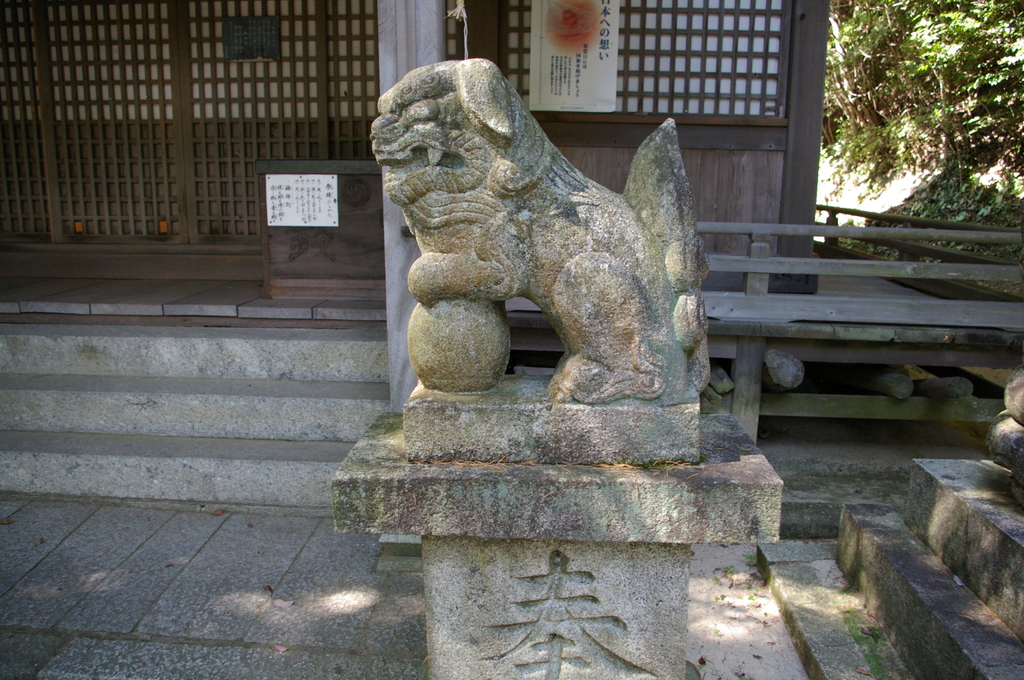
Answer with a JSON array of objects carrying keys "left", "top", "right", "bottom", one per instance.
[{"left": 371, "top": 59, "right": 709, "bottom": 407}]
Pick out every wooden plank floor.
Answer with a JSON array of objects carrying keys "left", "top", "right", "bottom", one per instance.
[
  {"left": 0, "top": 276, "right": 1007, "bottom": 328},
  {"left": 814, "top": 274, "right": 933, "bottom": 298},
  {"left": 0, "top": 278, "right": 386, "bottom": 321}
]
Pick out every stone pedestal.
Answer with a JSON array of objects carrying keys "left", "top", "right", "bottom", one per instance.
[
  {"left": 423, "top": 537, "right": 690, "bottom": 680},
  {"left": 332, "top": 412, "right": 782, "bottom": 679},
  {"left": 404, "top": 376, "right": 701, "bottom": 465}
]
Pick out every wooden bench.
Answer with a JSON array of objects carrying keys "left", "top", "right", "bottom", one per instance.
[{"left": 508, "top": 219, "right": 1022, "bottom": 439}]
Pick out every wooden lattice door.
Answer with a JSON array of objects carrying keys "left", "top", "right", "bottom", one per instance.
[
  {"left": 40, "top": 1, "right": 183, "bottom": 242},
  {"left": 0, "top": 0, "right": 52, "bottom": 241},
  {"left": 0, "top": 0, "right": 381, "bottom": 246},
  {"left": 182, "top": 0, "right": 379, "bottom": 245}
]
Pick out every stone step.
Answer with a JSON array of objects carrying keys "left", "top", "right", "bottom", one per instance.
[
  {"left": 0, "top": 374, "right": 390, "bottom": 441},
  {"left": 757, "top": 540, "right": 909, "bottom": 680},
  {"left": 904, "top": 459, "right": 1024, "bottom": 643},
  {"left": 0, "top": 431, "right": 353, "bottom": 509},
  {"left": 0, "top": 323, "right": 389, "bottom": 383},
  {"left": 837, "top": 503, "right": 1024, "bottom": 680}
]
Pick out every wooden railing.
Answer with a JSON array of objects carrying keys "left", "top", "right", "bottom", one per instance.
[
  {"left": 816, "top": 203, "right": 1019, "bottom": 233},
  {"left": 696, "top": 221, "right": 1023, "bottom": 330},
  {"left": 694, "top": 219, "right": 1022, "bottom": 436}
]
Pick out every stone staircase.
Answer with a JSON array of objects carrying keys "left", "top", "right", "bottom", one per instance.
[
  {"left": 0, "top": 323, "right": 391, "bottom": 512},
  {"left": 837, "top": 460, "right": 1024, "bottom": 680}
]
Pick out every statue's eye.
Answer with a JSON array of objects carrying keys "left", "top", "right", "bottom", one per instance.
[{"left": 418, "top": 74, "right": 444, "bottom": 98}]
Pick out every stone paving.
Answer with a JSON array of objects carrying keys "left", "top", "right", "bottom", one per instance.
[
  {"left": 0, "top": 499, "right": 809, "bottom": 680},
  {"left": 0, "top": 499, "right": 424, "bottom": 680}
]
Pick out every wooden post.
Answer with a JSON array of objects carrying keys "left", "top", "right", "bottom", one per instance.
[
  {"left": 464, "top": 0, "right": 500, "bottom": 64},
  {"left": 732, "top": 337, "right": 767, "bottom": 438},
  {"left": 743, "top": 236, "right": 771, "bottom": 296},
  {"left": 913, "top": 377, "right": 974, "bottom": 399},
  {"left": 777, "top": 0, "right": 829, "bottom": 260},
  {"left": 731, "top": 236, "right": 771, "bottom": 438},
  {"left": 29, "top": 0, "right": 62, "bottom": 243},
  {"left": 762, "top": 349, "right": 805, "bottom": 393},
  {"left": 378, "top": 0, "right": 446, "bottom": 411},
  {"left": 824, "top": 365, "right": 914, "bottom": 400},
  {"left": 169, "top": 0, "right": 198, "bottom": 246}
]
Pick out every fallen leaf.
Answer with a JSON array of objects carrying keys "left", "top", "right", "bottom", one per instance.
[
  {"left": 272, "top": 599, "right": 294, "bottom": 609},
  {"left": 0, "top": 518, "right": 12, "bottom": 525},
  {"left": 211, "top": 509, "right": 225, "bottom": 516},
  {"left": 33, "top": 538, "right": 43, "bottom": 546},
  {"left": 247, "top": 522, "right": 254, "bottom": 528},
  {"left": 263, "top": 585, "right": 274, "bottom": 594},
  {"left": 854, "top": 669, "right": 873, "bottom": 676},
  {"left": 752, "top": 654, "right": 762, "bottom": 659},
  {"left": 272, "top": 644, "right": 288, "bottom": 652}
]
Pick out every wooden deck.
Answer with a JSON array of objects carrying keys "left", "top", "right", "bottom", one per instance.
[
  {"left": 4, "top": 273, "right": 1016, "bottom": 333},
  {"left": 0, "top": 278, "right": 385, "bottom": 321}
]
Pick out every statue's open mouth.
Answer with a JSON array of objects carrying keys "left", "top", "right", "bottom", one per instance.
[{"left": 374, "top": 141, "right": 464, "bottom": 171}]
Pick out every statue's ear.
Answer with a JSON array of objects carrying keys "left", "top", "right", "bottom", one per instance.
[{"left": 455, "top": 59, "right": 514, "bottom": 147}]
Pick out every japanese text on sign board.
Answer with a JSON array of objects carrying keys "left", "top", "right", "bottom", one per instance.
[
  {"left": 223, "top": 16, "right": 280, "bottom": 62},
  {"left": 266, "top": 174, "right": 339, "bottom": 228},
  {"left": 529, "top": 0, "right": 621, "bottom": 112}
]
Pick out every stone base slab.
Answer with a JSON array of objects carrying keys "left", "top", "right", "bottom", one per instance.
[
  {"left": 332, "top": 412, "right": 781, "bottom": 545},
  {"left": 904, "top": 458, "right": 1024, "bottom": 641},
  {"left": 422, "top": 535, "right": 690, "bottom": 680},
  {"left": 403, "top": 376, "right": 700, "bottom": 465}
]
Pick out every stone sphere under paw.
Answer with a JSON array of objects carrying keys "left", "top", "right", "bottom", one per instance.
[{"left": 408, "top": 299, "right": 510, "bottom": 393}]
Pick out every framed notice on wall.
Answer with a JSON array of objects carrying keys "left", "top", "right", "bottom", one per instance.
[
  {"left": 266, "top": 174, "right": 339, "bottom": 228},
  {"left": 256, "top": 160, "right": 385, "bottom": 301},
  {"left": 528, "top": 0, "right": 622, "bottom": 112}
]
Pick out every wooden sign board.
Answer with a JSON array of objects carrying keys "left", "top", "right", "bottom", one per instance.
[
  {"left": 266, "top": 174, "right": 339, "bottom": 227},
  {"left": 223, "top": 17, "right": 280, "bottom": 62},
  {"left": 262, "top": 169, "right": 385, "bottom": 301}
]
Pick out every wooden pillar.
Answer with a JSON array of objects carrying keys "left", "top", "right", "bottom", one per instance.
[
  {"left": 731, "top": 236, "right": 771, "bottom": 438},
  {"left": 777, "top": 0, "right": 829, "bottom": 254},
  {"left": 377, "top": 0, "right": 446, "bottom": 411},
  {"left": 29, "top": 0, "right": 61, "bottom": 243}
]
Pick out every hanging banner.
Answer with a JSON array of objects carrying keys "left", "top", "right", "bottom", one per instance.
[{"left": 528, "top": 0, "right": 621, "bottom": 112}]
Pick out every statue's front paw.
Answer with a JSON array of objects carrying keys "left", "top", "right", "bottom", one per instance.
[{"left": 407, "top": 257, "right": 447, "bottom": 306}]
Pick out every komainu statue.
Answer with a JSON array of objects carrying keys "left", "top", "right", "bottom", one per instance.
[{"left": 371, "top": 59, "right": 709, "bottom": 408}]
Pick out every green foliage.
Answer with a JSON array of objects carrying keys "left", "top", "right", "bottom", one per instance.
[{"left": 823, "top": 0, "right": 1024, "bottom": 201}]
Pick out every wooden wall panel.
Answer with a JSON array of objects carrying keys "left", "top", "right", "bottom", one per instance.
[
  {"left": 449, "top": 0, "right": 790, "bottom": 117},
  {"left": 44, "top": 1, "right": 180, "bottom": 242},
  {"left": 326, "top": 0, "right": 379, "bottom": 160},
  {"left": 185, "top": 1, "right": 324, "bottom": 243},
  {"left": 0, "top": 0, "right": 50, "bottom": 240},
  {"left": 559, "top": 145, "right": 783, "bottom": 254},
  {"left": 1, "top": 0, "right": 382, "bottom": 252}
]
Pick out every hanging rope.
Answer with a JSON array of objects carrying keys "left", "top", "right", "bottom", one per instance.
[{"left": 446, "top": 0, "right": 469, "bottom": 60}]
